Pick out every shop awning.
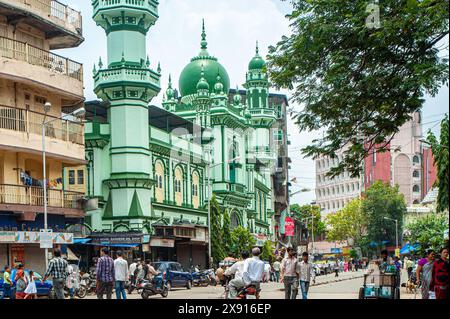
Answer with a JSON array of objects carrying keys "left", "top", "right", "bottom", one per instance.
[
  {"left": 73, "top": 238, "right": 92, "bottom": 244},
  {"left": 400, "top": 243, "right": 420, "bottom": 255}
]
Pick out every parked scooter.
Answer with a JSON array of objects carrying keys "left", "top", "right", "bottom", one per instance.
[
  {"left": 191, "top": 270, "right": 210, "bottom": 287},
  {"left": 139, "top": 272, "right": 169, "bottom": 299},
  {"left": 204, "top": 269, "right": 217, "bottom": 286}
]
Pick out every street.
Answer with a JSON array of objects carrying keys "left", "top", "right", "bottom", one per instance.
[{"left": 84, "top": 270, "right": 416, "bottom": 300}]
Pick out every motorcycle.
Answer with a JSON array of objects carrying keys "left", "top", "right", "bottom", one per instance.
[
  {"left": 80, "top": 272, "right": 97, "bottom": 295},
  {"left": 236, "top": 284, "right": 261, "bottom": 300},
  {"left": 139, "top": 272, "right": 169, "bottom": 299},
  {"left": 191, "top": 270, "right": 210, "bottom": 287},
  {"left": 204, "top": 269, "right": 217, "bottom": 286}
]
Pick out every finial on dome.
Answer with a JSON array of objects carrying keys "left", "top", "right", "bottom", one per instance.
[
  {"left": 201, "top": 19, "right": 208, "bottom": 50},
  {"left": 157, "top": 62, "right": 161, "bottom": 74},
  {"left": 256, "top": 41, "right": 259, "bottom": 55},
  {"left": 146, "top": 55, "right": 150, "bottom": 68}
]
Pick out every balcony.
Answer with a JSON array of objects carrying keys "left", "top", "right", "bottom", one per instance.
[
  {"left": 92, "top": 0, "right": 159, "bottom": 18},
  {"left": 0, "top": 36, "right": 84, "bottom": 100},
  {"left": 94, "top": 67, "right": 160, "bottom": 94},
  {"left": 0, "top": 0, "right": 83, "bottom": 49},
  {"left": 0, "top": 105, "right": 85, "bottom": 162},
  {"left": 0, "top": 184, "right": 84, "bottom": 217}
]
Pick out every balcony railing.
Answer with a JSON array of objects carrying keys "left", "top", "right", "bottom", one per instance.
[
  {"left": 0, "top": 105, "right": 84, "bottom": 145},
  {"left": 5, "top": 0, "right": 82, "bottom": 34},
  {"left": 92, "top": 0, "right": 159, "bottom": 14},
  {"left": 0, "top": 184, "right": 84, "bottom": 209},
  {"left": 0, "top": 36, "right": 83, "bottom": 81}
]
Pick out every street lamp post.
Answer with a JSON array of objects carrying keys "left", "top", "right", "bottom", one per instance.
[
  {"left": 41, "top": 103, "right": 85, "bottom": 269},
  {"left": 384, "top": 216, "right": 399, "bottom": 251}
]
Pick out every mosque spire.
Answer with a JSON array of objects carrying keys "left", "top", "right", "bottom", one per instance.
[
  {"left": 256, "top": 41, "right": 259, "bottom": 55},
  {"left": 201, "top": 19, "right": 208, "bottom": 50}
]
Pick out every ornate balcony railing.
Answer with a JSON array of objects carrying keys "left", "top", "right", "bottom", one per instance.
[
  {"left": 0, "top": 105, "right": 84, "bottom": 145},
  {"left": 0, "top": 36, "right": 83, "bottom": 81},
  {"left": 0, "top": 184, "right": 84, "bottom": 209},
  {"left": 3, "top": 0, "right": 82, "bottom": 34},
  {"left": 92, "top": 0, "right": 159, "bottom": 14}
]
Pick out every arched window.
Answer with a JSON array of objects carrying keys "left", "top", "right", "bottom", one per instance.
[
  {"left": 413, "top": 185, "right": 420, "bottom": 193},
  {"left": 413, "top": 155, "right": 420, "bottom": 164},
  {"left": 192, "top": 171, "right": 200, "bottom": 209},
  {"left": 231, "top": 212, "right": 240, "bottom": 230},
  {"left": 154, "top": 161, "right": 165, "bottom": 203},
  {"left": 174, "top": 166, "right": 184, "bottom": 206},
  {"left": 352, "top": 184, "right": 355, "bottom": 191},
  {"left": 413, "top": 170, "right": 420, "bottom": 178}
]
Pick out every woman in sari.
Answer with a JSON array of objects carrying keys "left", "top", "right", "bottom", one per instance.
[{"left": 416, "top": 249, "right": 435, "bottom": 299}]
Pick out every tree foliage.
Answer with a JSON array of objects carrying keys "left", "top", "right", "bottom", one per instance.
[
  {"left": 210, "top": 195, "right": 225, "bottom": 265},
  {"left": 326, "top": 198, "right": 367, "bottom": 243},
  {"left": 230, "top": 226, "right": 257, "bottom": 257},
  {"left": 261, "top": 240, "right": 276, "bottom": 263},
  {"left": 426, "top": 115, "right": 449, "bottom": 213},
  {"left": 222, "top": 209, "right": 233, "bottom": 256},
  {"left": 362, "top": 181, "right": 406, "bottom": 246},
  {"left": 267, "top": 0, "right": 449, "bottom": 177},
  {"left": 404, "top": 213, "right": 449, "bottom": 253}
]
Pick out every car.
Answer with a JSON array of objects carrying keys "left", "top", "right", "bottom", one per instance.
[
  {"left": 0, "top": 269, "right": 53, "bottom": 299},
  {"left": 153, "top": 262, "right": 193, "bottom": 291}
]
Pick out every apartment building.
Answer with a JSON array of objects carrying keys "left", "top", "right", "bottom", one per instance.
[{"left": 0, "top": 0, "right": 85, "bottom": 273}]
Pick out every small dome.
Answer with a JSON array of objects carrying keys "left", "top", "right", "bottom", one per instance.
[
  {"left": 214, "top": 75, "right": 224, "bottom": 94},
  {"left": 233, "top": 91, "right": 242, "bottom": 104},
  {"left": 248, "top": 41, "right": 266, "bottom": 70},
  {"left": 197, "top": 77, "right": 210, "bottom": 91}
]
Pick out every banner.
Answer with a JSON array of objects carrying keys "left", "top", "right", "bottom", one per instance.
[
  {"left": 285, "top": 217, "right": 295, "bottom": 236},
  {"left": 0, "top": 231, "right": 73, "bottom": 244}
]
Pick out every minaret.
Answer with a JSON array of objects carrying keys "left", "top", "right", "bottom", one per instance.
[
  {"left": 194, "top": 65, "right": 211, "bottom": 127},
  {"left": 163, "top": 74, "right": 177, "bottom": 112},
  {"left": 92, "top": 2, "right": 161, "bottom": 221},
  {"left": 245, "top": 41, "right": 269, "bottom": 109},
  {"left": 244, "top": 42, "right": 276, "bottom": 164}
]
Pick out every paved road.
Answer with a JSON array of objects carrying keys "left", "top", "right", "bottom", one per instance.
[{"left": 85, "top": 270, "right": 417, "bottom": 300}]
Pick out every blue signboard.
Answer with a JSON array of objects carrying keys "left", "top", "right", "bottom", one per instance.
[{"left": 331, "top": 248, "right": 342, "bottom": 254}]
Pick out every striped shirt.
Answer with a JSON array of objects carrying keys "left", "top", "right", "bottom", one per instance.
[
  {"left": 44, "top": 257, "right": 69, "bottom": 280},
  {"left": 96, "top": 255, "right": 115, "bottom": 282}
]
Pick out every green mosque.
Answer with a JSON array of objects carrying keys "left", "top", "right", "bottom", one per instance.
[{"left": 83, "top": 0, "right": 289, "bottom": 268}]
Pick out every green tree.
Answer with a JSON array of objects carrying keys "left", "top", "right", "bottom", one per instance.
[
  {"left": 210, "top": 195, "right": 225, "bottom": 265},
  {"left": 404, "top": 213, "right": 449, "bottom": 253},
  {"left": 267, "top": 0, "right": 449, "bottom": 177},
  {"left": 426, "top": 115, "right": 449, "bottom": 213},
  {"left": 326, "top": 198, "right": 367, "bottom": 244},
  {"left": 222, "top": 209, "right": 233, "bottom": 256},
  {"left": 230, "top": 226, "right": 257, "bottom": 257},
  {"left": 361, "top": 181, "right": 406, "bottom": 247},
  {"left": 290, "top": 204, "right": 326, "bottom": 237},
  {"left": 261, "top": 240, "right": 276, "bottom": 263}
]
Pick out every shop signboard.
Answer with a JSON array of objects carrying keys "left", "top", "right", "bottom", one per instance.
[
  {"left": 0, "top": 231, "right": 16, "bottom": 243},
  {"left": 150, "top": 238, "right": 175, "bottom": 248},
  {"left": 40, "top": 229, "right": 53, "bottom": 249},
  {"left": 90, "top": 232, "right": 143, "bottom": 245}
]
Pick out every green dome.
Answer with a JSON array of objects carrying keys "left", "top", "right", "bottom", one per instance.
[
  {"left": 249, "top": 56, "right": 266, "bottom": 70},
  {"left": 179, "top": 57, "right": 230, "bottom": 97},
  {"left": 248, "top": 41, "right": 266, "bottom": 70},
  {"left": 179, "top": 19, "right": 230, "bottom": 97}
]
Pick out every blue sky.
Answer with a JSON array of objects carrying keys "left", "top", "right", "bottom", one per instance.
[{"left": 60, "top": 0, "right": 448, "bottom": 205}]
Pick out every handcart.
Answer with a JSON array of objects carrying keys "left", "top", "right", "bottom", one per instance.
[{"left": 359, "top": 272, "right": 400, "bottom": 299}]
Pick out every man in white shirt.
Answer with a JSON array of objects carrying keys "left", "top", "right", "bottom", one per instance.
[
  {"left": 242, "top": 248, "right": 265, "bottom": 290},
  {"left": 224, "top": 251, "right": 249, "bottom": 299},
  {"left": 128, "top": 259, "right": 138, "bottom": 292},
  {"left": 114, "top": 251, "right": 128, "bottom": 300},
  {"left": 297, "top": 252, "right": 315, "bottom": 299}
]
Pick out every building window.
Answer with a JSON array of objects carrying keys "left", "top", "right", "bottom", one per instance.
[
  {"left": 413, "top": 170, "right": 420, "bottom": 178},
  {"left": 413, "top": 185, "right": 420, "bottom": 193},
  {"left": 274, "top": 130, "right": 284, "bottom": 143},
  {"left": 155, "top": 161, "right": 165, "bottom": 203},
  {"left": 77, "top": 170, "right": 84, "bottom": 185},
  {"left": 68, "top": 170, "right": 75, "bottom": 185},
  {"left": 413, "top": 155, "right": 420, "bottom": 164}
]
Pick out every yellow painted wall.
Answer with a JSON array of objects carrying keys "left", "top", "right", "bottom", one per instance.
[
  {"left": 63, "top": 166, "right": 86, "bottom": 193},
  {"left": 155, "top": 161, "right": 165, "bottom": 203}
]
